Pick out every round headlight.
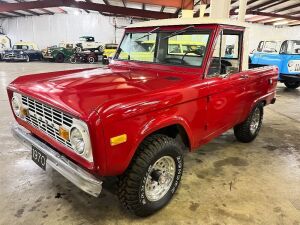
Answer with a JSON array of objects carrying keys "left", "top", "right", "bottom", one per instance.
[
  {"left": 288, "top": 61, "right": 294, "bottom": 67},
  {"left": 70, "top": 127, "right": 85, "bottom": 154},
  {"left": 12, "top": 96, "right": 21, "bottom": 117}
]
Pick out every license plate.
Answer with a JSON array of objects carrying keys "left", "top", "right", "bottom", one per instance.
[{"left": 32, "top": 146, "right": 47, "bottom": 170}]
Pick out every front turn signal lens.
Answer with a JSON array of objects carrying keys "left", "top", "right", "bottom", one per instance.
[
  {"left": 20, "top": 107, "right": 29, "bottom": 118},
  {"left": 110, "top": 134, "right": 127, "bottom": 146},
  {"left": 59, "top": 127, "right": 70, "bottom": 141}
]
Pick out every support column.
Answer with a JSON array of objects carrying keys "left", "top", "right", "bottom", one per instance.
[
  {"left": 238, "top": 0, "right": 247, "bottom": 22},
  {"left": 210, "top": 0, "right": 231, "bottom": 18}
]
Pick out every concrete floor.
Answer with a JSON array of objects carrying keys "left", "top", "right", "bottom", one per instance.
[{"left": 0, "top": 62, "right": 300, "bottom": 225}]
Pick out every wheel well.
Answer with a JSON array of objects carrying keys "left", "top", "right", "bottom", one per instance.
[{"left": 148, "top": 124, "right": 191, "bottom": 151}]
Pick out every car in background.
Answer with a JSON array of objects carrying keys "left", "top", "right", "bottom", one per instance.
[
  {"left": 76, "top": 36, "right": 104, "bottom": 54},
  {"left": 43, "top": 42, "right": 76, "bottom": 63},
  {"left": 70, "top": 51, "right": 98, "bottom": 64},
  {"left": 0, "top": 34, "right": 11, "bottom": 61},
  {"left": 102, "top": 43, "right": 118, "bottom": 64},
  {"left": 251, "top": 40, "right": 282, "bottom": 54},
  {"left": 3, "top": 42, "right": 42, "bottom": 62},
  {"left": 250, "top": 40, "right": 300, "bottom": 89}
]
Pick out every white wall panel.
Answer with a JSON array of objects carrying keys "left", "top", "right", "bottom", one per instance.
[{"left": 0, "top": 13, "right": 135, "bottom": 49}]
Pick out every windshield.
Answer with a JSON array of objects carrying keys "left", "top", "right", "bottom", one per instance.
[
  {"left": 281, "top": 40, "right": 300, "bottom": 54},
  {"left": 257, "top": 41, "right": 279, "bottom": 53},
  {"left": 13, "top": 45, "right": 28, "bottom": 50},
  {"left": 115, "top": 29, "right": 210, "bottom": 67}
]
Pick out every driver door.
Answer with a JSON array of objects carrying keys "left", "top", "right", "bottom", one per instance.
[{"left": 204, "top": 29, "right": 248, "bottom": 139}]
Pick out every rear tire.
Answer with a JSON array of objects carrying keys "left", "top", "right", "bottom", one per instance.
[
  {"left": 118, "top": 134, "right": 183, "bottom": 217},
  {"left": 284, "top": 82, "right": 300, "bottom": 89},
  {"left": 88, "top": 56, "right": 95, "bottom": 64},
  {"left": 234, "top": 103, "right": 264, "bottom": 143},
  {"left": 55, "top": 53, "right": 65, "bottom": 63}
]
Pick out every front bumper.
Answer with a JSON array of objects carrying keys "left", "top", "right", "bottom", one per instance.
[
  {"left": 3, "top": 53, "right": 27, "bottom": 61},
  {"left": 11, "top": 123, "right": 102, "bottom": 197},
  {"left": 280, "top": 74, "right": 300, "bottom": 82}
]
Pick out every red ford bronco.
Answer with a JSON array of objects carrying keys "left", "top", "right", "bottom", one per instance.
[{"left": 8, "top": 18, "right": 278, "bottom": 217}]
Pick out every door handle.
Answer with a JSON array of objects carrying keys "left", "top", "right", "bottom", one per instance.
[{"left": 240, "top": 74, "right": 249, "bottom": 79}]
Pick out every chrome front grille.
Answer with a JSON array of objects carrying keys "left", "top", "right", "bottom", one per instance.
[{"left": 21, "top": 95, "right": 74, "bottom": 149}]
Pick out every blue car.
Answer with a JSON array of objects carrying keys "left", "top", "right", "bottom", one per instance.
[
  {"left": 3, "top": 42, "right": 42, "bottom": 62},
  {"left": 250, "top": 40, "right": 300, "bottom": 89}
]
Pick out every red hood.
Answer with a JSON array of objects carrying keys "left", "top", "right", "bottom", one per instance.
[{"left": 8, "top": 67, "right": 192, "bottom": 120}]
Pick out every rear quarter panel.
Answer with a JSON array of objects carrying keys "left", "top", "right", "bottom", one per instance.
[{"left": 240, "top": 66, "right": 278, "bottom": 123}]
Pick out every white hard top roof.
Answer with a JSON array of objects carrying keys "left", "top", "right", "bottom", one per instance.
[{"left": 127, "top": 17, "right": 248, "bottom": 29}]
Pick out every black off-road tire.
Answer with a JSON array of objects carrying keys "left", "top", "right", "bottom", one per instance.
[
  {"left": 55, "top": 53, "right": 65, "bottom": 63},
  {"left": 284, "top": 82, "right": 300, "bottom": 89},
  {"left": 118, "top": 134, "right": 184, "bottom": 217},
  {"left": 234, "top": 103, "right": 264, "bottom": 143}
]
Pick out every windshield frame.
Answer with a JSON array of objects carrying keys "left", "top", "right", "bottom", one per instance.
[{"left": 113, "top": 27, "right": 212, "bottom": 69}]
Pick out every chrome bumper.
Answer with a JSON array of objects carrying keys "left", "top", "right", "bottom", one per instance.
[{"left": 11, "top": 123, "right": 102, "bottom": 197}]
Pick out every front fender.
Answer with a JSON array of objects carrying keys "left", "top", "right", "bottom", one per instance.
[{"left": 101, "top": 108, "right": 194, "bottom": 176}]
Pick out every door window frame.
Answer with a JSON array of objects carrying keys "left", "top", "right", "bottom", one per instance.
[{"left": 204, "top": 26, "right": 244, "bottom": 79}]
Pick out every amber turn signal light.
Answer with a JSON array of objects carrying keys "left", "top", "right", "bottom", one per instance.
[
  {"left": 20, "top": 107, "right": 29, "bottom": 118},
  {"left": 110, "top": 134, "right": 127, "bottom": 146},
  {"left": 59, "top": 127, "right": 70, "bottom": 140}
]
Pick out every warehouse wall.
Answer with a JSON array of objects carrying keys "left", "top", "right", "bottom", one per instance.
[
  {"left": 0, "top": 13, "right": 136, "bottom": 49},
  {"left": 0, "top": 13, "right": 299, "bottom": 52}
]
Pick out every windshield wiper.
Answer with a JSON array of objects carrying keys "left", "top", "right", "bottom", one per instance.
[
  {"left": 135, "top": 27, "right": 160, "bottom": 41},
  {"left": 161, "top": 25, "right": 194, "bottom": 40}
]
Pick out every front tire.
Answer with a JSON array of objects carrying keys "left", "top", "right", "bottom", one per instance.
[
  {"left": 234, "top": 103, "right": 264, "bottom": 143},
  {"left": 118, "top": 134, "right": 183, "bottom": 217},
  {"left": 284, "top": 82, "right": 300, "bottom": 89},
  {"left": 25, "top": 55, "right": 30, "bottom": 62}
]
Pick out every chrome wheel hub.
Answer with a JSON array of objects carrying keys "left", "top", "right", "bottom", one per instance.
[
  {"left": 250, "top": 108, "right": 260, "bottom": 134},
  {"left": 145, "top": 156, "right": 176, "bottom": 202}
]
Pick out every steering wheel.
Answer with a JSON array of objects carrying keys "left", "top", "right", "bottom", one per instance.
[{"left": 181, "top": 48, "right": 204, "bottom": 65}]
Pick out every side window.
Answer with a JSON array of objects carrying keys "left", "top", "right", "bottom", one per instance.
[
  {"left": 257, "top": 41, "right": 264, "bottom": 52},
  {"left": 207, "top": 30, "right": 242, "bottom": 77}
]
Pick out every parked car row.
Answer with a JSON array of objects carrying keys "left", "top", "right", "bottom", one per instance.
[{"left": 0, "top": 36, "right": 119, "bottom": 64}]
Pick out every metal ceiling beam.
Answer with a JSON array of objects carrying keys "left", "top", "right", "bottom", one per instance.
[
  {"left": 258, "top": 0, "right": 286, "bottom": 11},
  {"left": 126, "top": 0, "right": 193, "bottom": 10},
  {"left": 0, "top": 12, "right": 15, "bottom": 17},
  {"left": 102, "top": 0, "right": 110, "bottom": 5},
  {"left": 273, "top": 3, "right": 300, "bottom": 13},
  {"left": 230, "top": 0, "right": 258, "bottom": 14},
  {"left": 263, "top": 10, "right": 300, "bottom": 25},
  {"left": 39, "top": 8, "right": 55, "bottom": 15},
  {"left": 14, "top": 0, "right": 43, "bottom": 16},
  {"left": 248, "top": 11, "right": 300, "bottom": 21},
  {"left": 0, "top": 0, "right": 176, "bottom": 19},
  {"left": 247, "top": 0, "right": 283, "bottom": 11},
  {"left": 10, "top": 11, "right": 28, "bottom": 16}
]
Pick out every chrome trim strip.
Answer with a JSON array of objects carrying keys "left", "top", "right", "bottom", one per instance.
[{"left": 11, "top": 123, "right": 102, "bottom": 197}]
